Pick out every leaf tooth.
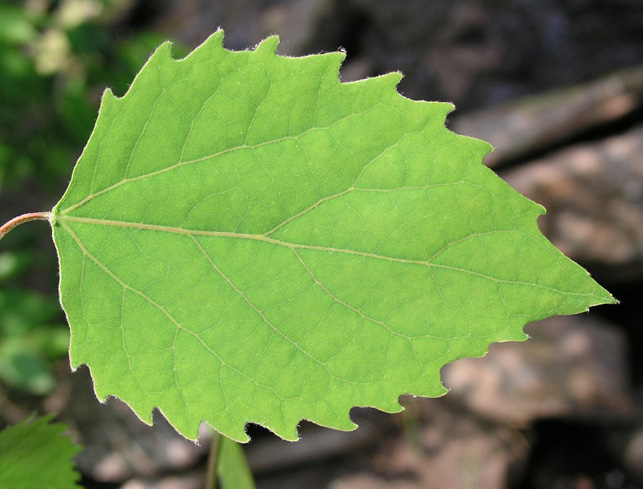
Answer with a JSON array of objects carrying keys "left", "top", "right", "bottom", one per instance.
[
  {"left": 326, "top": 51, "right": 347, "bottom": 85},
  {"left": 382, "top": 72, "right": 406, "bottom": 101},
  {"left": 212, "top": 420, "right": 254, "bottom": 444},
  {"left": 107, "top": 40, "right": 174, "bottom": 101},
  {"left": 192, "top": 29, "right": 225, "bottom": 60},
  {"left": 151, "top": 39, "right": 173, "bottom": 63},
  {"left": 100, "top": 87, "right": 118, "bottom": 105},
  {"left": 384, "top": 70, "right": 404, "bottom": 88},
  {"left": 254, "top": 34, "right": 280, "bottom": 55},
  {"left": 344, "top": 70, "right": 402, "bottom": 93},
  {"left": 261, "top": 420, "right": 301, "bottom": 443},
  {"left": 208, "top": 28, "right": 225, "bottom": 49}
]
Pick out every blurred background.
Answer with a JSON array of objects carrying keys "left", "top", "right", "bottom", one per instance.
[{"left": 0, "top": 0, "right": 642, "bottom": 488}]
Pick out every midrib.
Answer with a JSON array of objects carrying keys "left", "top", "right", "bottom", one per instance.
[
  {"left": 56, "top": 215, "right": 592, "bottom": 296},
  {"left": 56, "top": 214, "right": 429, "bottom": 266}
]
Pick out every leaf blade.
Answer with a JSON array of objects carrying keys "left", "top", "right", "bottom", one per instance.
[{"left": 52, "top": 30, "right": 614, "bottom": 441}]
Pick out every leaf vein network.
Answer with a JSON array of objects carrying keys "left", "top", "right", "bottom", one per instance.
[{"left": 60, "top": 220, "right": 291, "bottom": 401}]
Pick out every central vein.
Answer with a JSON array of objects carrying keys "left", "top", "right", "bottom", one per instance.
[
  {"left": 56, "top": 215, "right": 428, "bottom": 266},
  {"left": 56, "top": 215, "right": 582, "bottom": 294}
]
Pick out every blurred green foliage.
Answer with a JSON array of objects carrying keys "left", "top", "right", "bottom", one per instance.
[
  {"left": 0, "top": 288, "right": 68, "bottom": 394},
  {"left": 0, "top": 0, "right": 186, "bottom": 395},
  {"left": 0, "top": 0, "right": 186, "bottom": 194}
]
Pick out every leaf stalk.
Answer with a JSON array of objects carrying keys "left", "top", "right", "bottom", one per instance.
[{"left": 0, "top": 212, "right": 52, "bottom": 242}]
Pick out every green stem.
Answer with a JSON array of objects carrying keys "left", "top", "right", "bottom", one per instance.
[
  {"left": 0, "top": 212, "right": 52, "bottom": 241},
  {"left": 205, "top": 430, "right": 222, "bottom": 489}
]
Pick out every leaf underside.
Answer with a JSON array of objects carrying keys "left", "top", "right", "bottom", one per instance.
[{"left": 52, "top": 30, "right": 614, "bottom": 442}]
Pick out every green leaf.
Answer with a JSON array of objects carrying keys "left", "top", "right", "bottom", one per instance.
[
  {"left": 217, "top": 436, "right": 256, "bottom": 489},
  {"left": 51, "top": 30, "right": 614, "bottom": 442},
  {"left": 0, "top": 415, "right": 82, "bottom": 489}
]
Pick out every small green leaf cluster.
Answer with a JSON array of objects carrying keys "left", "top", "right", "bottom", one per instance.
[{"left": 0, "top": 1, "right": 187, "bottom": 195}]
